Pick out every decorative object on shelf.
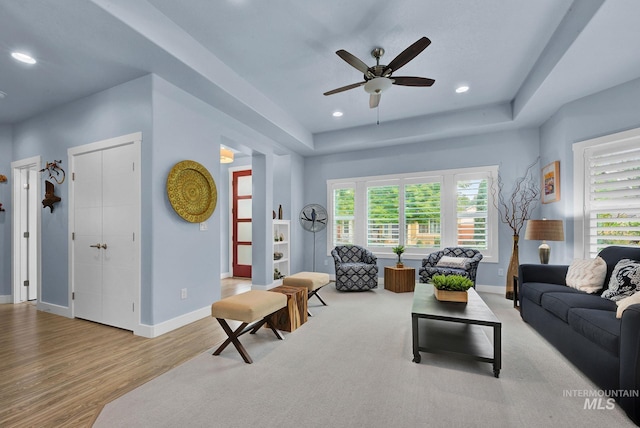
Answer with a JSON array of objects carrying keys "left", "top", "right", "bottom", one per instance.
[
  {"left": 274, "top": 252, "right": 283, "bottom": 260},
  {"left": 491, "top": 158, "right": 540, "bottom": 300},
  {"left": 432, "top": 274, "right": 473, "bottom": 302},
  {"left": 279, "top": 233, "right": 284, "bottom": 241},
  {"left": 273, "top": 210, "right": 276, "bottom": 219},
  {"left": 0, "top": 174, "right": 6, "bottom": 211},
  {"left": 220, "top": 147, "right": 234, "bottom": 164},
  {"left": 392, "top": 245, "right": 405, "bottom": 267},
  {"left": 524, "top": 219, "right": 564, "bottom": 264},
  {"left": 542, "top": 161, "right": 560, "bottom": 204},
  {"left": 278, "top": 204, "right": 283, "bottom": 220},
  {"left": 274, "top": 268, "right": 284, "bottom": 280},
  {"left": 299, "top": 203, "right": 328, "bottom": 271},
  {"left": 42, "top": 180, "right": 61, "bottom": 212},
  {"left": 166, "top": 160, "right": 217, "bottom": 223},
  {"left": 39, "top": 160, "right": 66, "bottom": 184}
]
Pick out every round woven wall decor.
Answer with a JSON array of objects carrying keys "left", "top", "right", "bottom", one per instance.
[{"left": 166, "top": 160, "right": 217, "bottom": 223}]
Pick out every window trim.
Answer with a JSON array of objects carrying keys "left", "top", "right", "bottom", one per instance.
[
  {"left": 573, "top": 126, "right": 640, "bottom": 258},
  {"left": 327, "top": 165, "right": 499, "bottom": 262}
]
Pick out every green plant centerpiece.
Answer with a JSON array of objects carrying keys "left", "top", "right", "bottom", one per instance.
[
  {"left": 392, "top": 245, "right": 405, "bottom": 267},
  {"left": 431, "top": 274, "right": 473, "bottom": 302}
]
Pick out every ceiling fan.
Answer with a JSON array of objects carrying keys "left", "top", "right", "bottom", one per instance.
[{"left": 324, "top": 36, "right": 435, "bottom": 108}]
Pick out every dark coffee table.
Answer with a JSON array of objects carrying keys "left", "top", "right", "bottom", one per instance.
[{"left": 411, "top": 283, "right": 502, "bottom": 377}]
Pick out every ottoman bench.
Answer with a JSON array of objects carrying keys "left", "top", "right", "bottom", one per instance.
[
  {"left": 211, "top": 290, "right": 287, "bottom": 364},
  {"left": 283, "top": 272, "right": 330, "bottom": 316}
]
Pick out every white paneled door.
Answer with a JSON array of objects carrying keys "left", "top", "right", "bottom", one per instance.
[{"left": 70, "top": 135, "right": 140, "bottom": 331}]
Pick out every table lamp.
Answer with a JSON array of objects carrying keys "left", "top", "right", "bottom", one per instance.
[{"left": 524, "top": 219, "right": 565, "bottom": 264}]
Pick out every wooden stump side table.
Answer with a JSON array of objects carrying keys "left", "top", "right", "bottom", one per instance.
[
  {"left": 268, "top": 285, "right": 308, "bottom": 332},
  {"left": 384, "top": 266, "right": 416, "bottom": 293}
]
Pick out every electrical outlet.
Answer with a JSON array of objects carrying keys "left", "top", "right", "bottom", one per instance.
[
  {"left": 497, "top": 268, "right": 504, "bottom": 276},
  {"left": 199, "top": 222, "right": 208, "bottom": 231},
  {"left": 181, "top": 288, "right": 187, "bottom": 299}
]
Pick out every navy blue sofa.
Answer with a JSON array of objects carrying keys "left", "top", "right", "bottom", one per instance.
[{"left": 519, "top": 246, "right": 640, "bottom": 425}]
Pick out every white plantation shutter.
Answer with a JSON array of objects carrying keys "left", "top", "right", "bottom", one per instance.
[
  {"left": 404, "top": 181, "right": 441, "bottom": 248},
  {"left": 367, "top": 184, "right": 399, "bottom": 247},
  {"left": 456, "top": 176, "right": 490, "bottom": 249},
  {"left": 332, "top": 186, "right": 355, "bottom": 245},
  {"left": 585, "top": 142, "right": 640, "bottom": 257}
]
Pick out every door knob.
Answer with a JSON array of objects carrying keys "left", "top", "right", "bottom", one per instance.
[
  {"left": 101, "top": 243, "right": 108, "bottom": 250},
  {"left": 89, "top": 243, "right": 101, "bottom": 248}
]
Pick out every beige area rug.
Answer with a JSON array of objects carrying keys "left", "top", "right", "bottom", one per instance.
[{"left": 95, "top": 285, "right": 634, "bottom": 428}]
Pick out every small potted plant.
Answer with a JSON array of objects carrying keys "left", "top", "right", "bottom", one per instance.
[
  {"left": 392, "top": 245, "right": 405, "bottom": 267},
  {"left": 431, "top": 274, "right": 473, "bottom": 302}
]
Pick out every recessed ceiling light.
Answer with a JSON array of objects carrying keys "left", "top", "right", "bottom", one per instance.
[
  {"left": 332, "top": 111, "right": 343, "bottom": 117},
  {"left": 456, "top": 85, "right": 469, "bottom": 94},
  {"left": 11, "top": 52, "right": 37, "bottom": 65}
]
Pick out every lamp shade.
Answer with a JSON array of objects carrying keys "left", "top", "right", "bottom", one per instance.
[
  {"left": 524, "top": 219, "right": 565, "bottom": 241},
  {"left": 220, "top": 147, "right": 234, "bottom": 164}
]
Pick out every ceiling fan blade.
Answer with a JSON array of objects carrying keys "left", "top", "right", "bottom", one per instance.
[
  {"left": 392, "top": 76, "right": 435, "bottom": 87},
  {"left": 323, "top": 81, "right": 365, "bottom": 96},
  {"left": 369, "top": 93, "right": 381, "bottom": 109},
  {"left": 336, "top": 50, "right": 370, "bottom": 74},
  {"left": 383, "top": 37, "right": 431, "bottom": 75}
]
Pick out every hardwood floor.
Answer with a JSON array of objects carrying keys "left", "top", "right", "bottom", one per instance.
[{"left": 0, "top": 278, "right": 251, "bottom": 428}]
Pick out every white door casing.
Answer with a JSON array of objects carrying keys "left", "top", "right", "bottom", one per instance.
[
  {"left": 11, "top": 157, "right": 41, "bottom": 304},
  {"left": 69, "top": 133, "right": 141, "bottom": 331}
]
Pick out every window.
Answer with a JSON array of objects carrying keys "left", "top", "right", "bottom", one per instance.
[
  {"left": 332, "top": 186, "right": 355, "bottom": 245},
  {"left": 405, "top": 181, "right": 441, "bottom": 248},
  {"left": 327, "top": 166, "right": 498, "bottom": 261},
  {"left": 456, "top": 175, "right": 489, "bottom": 249},
  {"left": 574, "top": 128, "right": 640, "bottom": 258}
]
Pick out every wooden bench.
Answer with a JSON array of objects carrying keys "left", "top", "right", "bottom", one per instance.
[
  {"left": 211, "top": 290, "right": 287, "bottom": 364},
  {"left": 282, "top": 272, "right": 330, "bottom": 316}
]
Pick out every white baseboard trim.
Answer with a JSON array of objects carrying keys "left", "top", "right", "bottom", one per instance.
[
  {"left": 37, "top": 301, "right": 72, "bottom": 317},
  {"left": 220, "top": 272, "right": 232, "bottom": 279},
  {"left": 134, "top": 305, "right": 211, "bottom": 338},
  {"left": 0, "top": 295, "right": 12, "bottom": 304}
]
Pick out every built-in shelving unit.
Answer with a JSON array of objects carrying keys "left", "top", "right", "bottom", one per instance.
[{"left": 273, "top": 220, "right": 290, "bottom": 286}]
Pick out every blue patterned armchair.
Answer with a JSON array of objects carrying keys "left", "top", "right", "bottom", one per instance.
[
  {"left": 331, "top": 245, "right": 378, "bottom": 291},
  {"left": 419, "top": 247, "right": 483, "bottom": 287}
]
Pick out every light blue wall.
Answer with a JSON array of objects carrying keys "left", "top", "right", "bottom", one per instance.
[
  {"left": 0, "top": 125, "right": 12, "bottom": 296},
  {"left": 12, "top": 75, "right": 153, "bottom": 307},
  {"left": 149, "top": 75, "right": 222, "bottom": 324},
  {"left": 303, "top": 128, "right": 541, "bottom": 289},
  {"left": 540, "top": 76, "right": 640, "bottom": 263}
]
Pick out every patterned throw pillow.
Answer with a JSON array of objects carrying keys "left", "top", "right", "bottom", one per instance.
[
  {"left": 565, "top": 256, "right": 606, "bottom": 293},
  {"left": 602, "top": 259, "right": 640, "bottom": 301},
  {"left": 436, "top": 256, "right": 468, "bottom": 269}
]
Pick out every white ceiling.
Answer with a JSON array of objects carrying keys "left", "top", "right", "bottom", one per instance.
[{"left": 1, "top": 0, "right": 639, "bottom": 156}]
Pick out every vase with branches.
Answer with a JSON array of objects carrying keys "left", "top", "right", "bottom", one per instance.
[{"left": 491, "top": 158, "right": 540, "bottom": 300}]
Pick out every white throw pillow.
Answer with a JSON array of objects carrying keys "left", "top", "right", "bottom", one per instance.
[
  {"left": 565, "top": 256, "right": 607, "bottom": 293},
  {"left": 616, "top": 292, "right": 640, "bottom": 319},
  {"left": 436, "top": 256, "right": 468, "bottom": 269}
]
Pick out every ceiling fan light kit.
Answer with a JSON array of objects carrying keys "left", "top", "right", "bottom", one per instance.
[{"left": 324, "top": 36, "right": 435, "bottom": 109}]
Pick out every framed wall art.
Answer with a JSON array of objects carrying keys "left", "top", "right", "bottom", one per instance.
[{"left": 542, "top": 161, "right": 560, "bottom": 204}]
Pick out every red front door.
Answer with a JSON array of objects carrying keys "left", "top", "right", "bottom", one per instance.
[{"left": 232, "top": 170, "right": 252, "bottom": 278}]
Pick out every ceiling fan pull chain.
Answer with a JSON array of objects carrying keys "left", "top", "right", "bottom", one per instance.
[{"left": 377, "top": 105, "right": 380, "bottom": 125}]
